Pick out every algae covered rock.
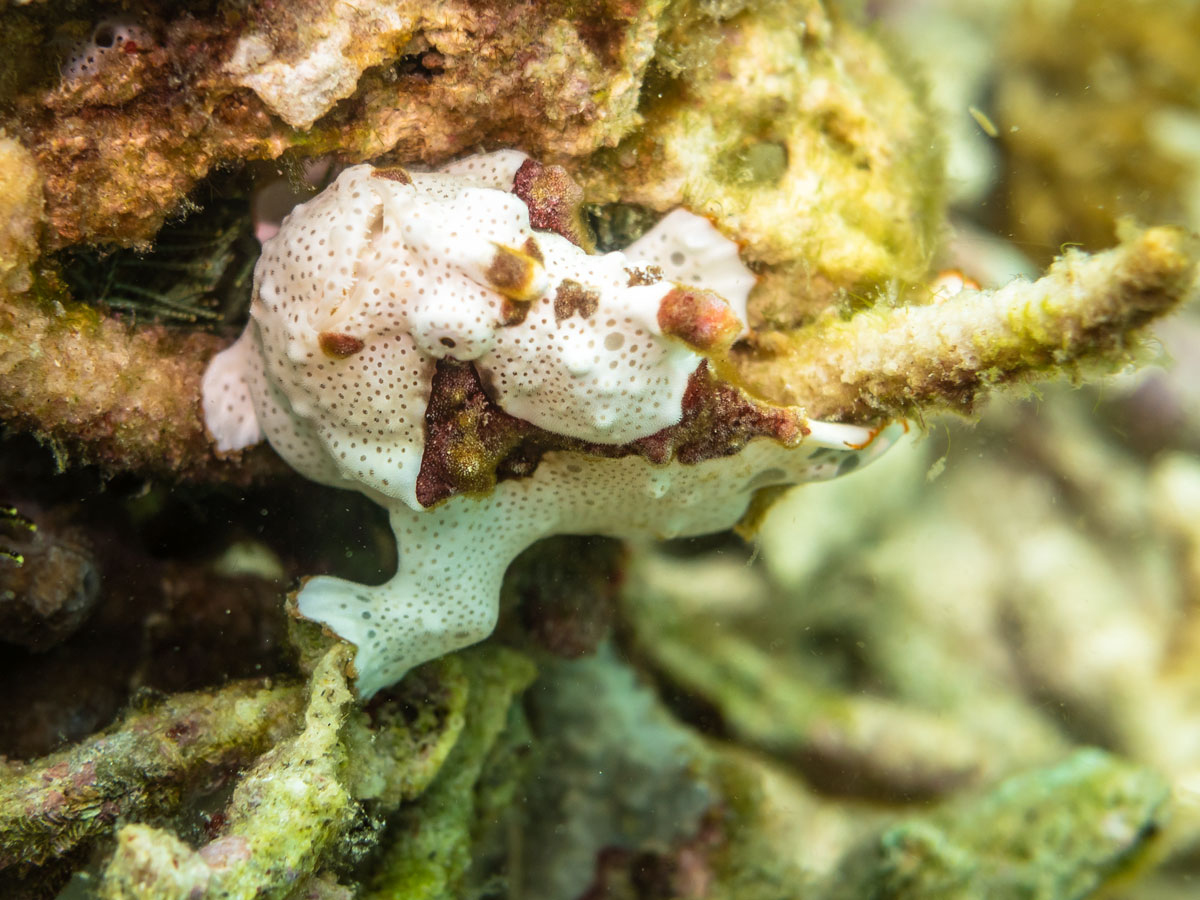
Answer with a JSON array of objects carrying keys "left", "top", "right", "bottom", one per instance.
[
  {"left": 0, "top": 1, "right": 723, "bottom": 250},
  {"left": 823, "top": 750, "right": 1168, "bottom": 900},
  {"left": 994, "top": 0, "right": 1200, "bottom": 259},
  {"left": 578, "top": 0, "right": 944, "bottom": 328},
  {"left": 0, "top": 133, "right": 42, "bottom": 294}
]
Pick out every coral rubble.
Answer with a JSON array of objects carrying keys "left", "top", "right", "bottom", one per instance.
[
  {"left": 823, "top": 749, "right": 1168, "bottom": 899},
  {"left": 0, "top": 677, "right": 304, "bottom": 881},
  {"left": 0, "top": 0, "right": 1197, "bottom": 897}
]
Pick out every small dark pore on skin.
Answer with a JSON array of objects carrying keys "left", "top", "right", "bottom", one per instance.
[
  {"left": 318, "top": 332, "right": 366, "bottom": 358},
  {"left": 371, "top": 166, "right": 413, "bottom": 185},
  {"left": 625, "top": 265, "right": 663, "bottom": 286},
  {"left": 553, "top": 279, "right": 600, "bottom": 323}
]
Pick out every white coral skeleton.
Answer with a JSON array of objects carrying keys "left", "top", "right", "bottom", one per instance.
[{"left": 203, "top": 150, "right": 901, "bottom": 697}]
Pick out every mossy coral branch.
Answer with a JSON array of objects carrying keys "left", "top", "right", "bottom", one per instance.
[
  {"left": 99, "top": 646, "right": 356, "bottom": 900},
  {"left": 821, "top": 749, "right": 1168, "bottom": 899},
  {"left": 0, "top": 288, "right": 280, "bottom": 481},
  {"left": 735, "top": 225, "right": 1200, "bottom": 421},
  {"left": 0, "top": 678, "right": 305, "bottom": 872},
  {"left": 97, "top": 646, "right": 532, "bottom": 900}
]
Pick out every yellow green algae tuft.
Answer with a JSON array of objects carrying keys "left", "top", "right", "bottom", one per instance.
[{"left": 822, "top": 749, "right": 1168, "bottom": 899}]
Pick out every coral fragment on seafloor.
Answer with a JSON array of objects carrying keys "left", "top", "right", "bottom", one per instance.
[
  {"left": 0, "top": 678, "right": 305, "bottom": 873},
  {"left": 735, "top": 224, "right": 1200, "bottom": 421}
]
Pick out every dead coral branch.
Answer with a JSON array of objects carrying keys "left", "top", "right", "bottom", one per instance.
[
  {"left": 98, "top": 646, "right": 355, "bottom": 900},
  {"left": 736, "top": 225, "right": 1200, "bottom": 421},
  {"left": 97, "top": 645, "right": 533, "bottom": 900},
  {"left": 0, "top": 678, "right": 305, "bottom": 873}
]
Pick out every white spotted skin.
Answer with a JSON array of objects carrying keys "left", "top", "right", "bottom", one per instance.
[
  {"left": 624, "top": 208, "right": 756, "bottom": 333},
  {"left": 200, "top": 150, "right": 902, "bottom": 698},
  {"left": 481, "top": 228, "right": 698, "bottom": 441},
  {"left": 205, "top": 153, "right": 751, "bottom": 508},
  {"left": 62, "top": 19, "right": 153, "bottom": 82},
  {"left": 300, "top": 423, "right": 903, "bottom": 698}
]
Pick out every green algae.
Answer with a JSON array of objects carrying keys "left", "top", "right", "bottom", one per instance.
[
  {"left": 364, "top": 647, "right": 535, "bottom": 900},
  {"left": 823, "top": 750, "right": 1169, "bottom": 900},
  {"left": 342, "top": 655, "right": 470, "bottom": 810},
  {"left": 0, "top": 679, "right": 306, "bottom": 878},
  {"left": 995, "top": 0, "right": 1200, "bottom": 261},
  {"left": 579, "top": 0, "right": 945, "bottom": 326},
  {"left": 98, "top": 647, "right": 358, "bottom": 900},
  {"left": 95, "top": 645, "right": 494, "bottom": 900}
]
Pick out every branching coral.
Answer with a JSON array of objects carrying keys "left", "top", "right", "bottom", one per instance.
[
  {"left": 97, "top": 644, "right": 532, "bottom": 900},
  {"left": 735, "top": 224, "right": 1200, "bottom": 421},
  {"left": 99, "top": 647, "right": 357, "bottom": 900},
  {"left": 362, "top": 647, "right": 535, "bottom": 898},
  {"left": 821, "top": 749, "right": 1168, "bottom": 899}
]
